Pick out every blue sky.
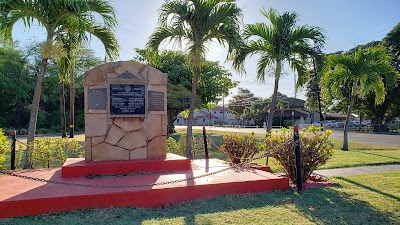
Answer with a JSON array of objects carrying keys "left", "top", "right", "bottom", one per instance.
[{"left": 10, "top": 0, "right": 400, "bottom": 102}]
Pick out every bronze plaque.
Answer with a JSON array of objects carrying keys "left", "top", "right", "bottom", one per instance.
[
  {"left": 110, "top": 84, "right": 145, "bottom": 115},
  {"left": 88, "top": 88, "right": 106, "bottom": 110},
  {"left": 148, "top": 91, "right": 164, "bottom": 111}
]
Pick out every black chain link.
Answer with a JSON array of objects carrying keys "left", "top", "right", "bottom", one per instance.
[
  {"left": 207, "top": 135, "right": 291, "bottom": 162},
  {"left": 16, "top": 140, "right": 28, "bottom": 147},
  {"left": 6, "top": 142, "right": 13, "bottom": 151},
  {"left": 0, "top": 167, "right": 233, "bottom": 189},
  {"left": 0, "top": 136, "right": 288, "bottom": 189}
]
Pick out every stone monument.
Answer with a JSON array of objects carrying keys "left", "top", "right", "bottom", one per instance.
[{"left": 84, "top": 61, "right": 167, "bottom": 161}]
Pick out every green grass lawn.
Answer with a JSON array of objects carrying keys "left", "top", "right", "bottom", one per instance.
[{"left": 1, "top": 171, "right": 398, "bottom": 224}]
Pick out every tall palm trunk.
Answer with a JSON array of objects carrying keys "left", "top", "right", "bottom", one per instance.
[
  {"left": 69, "top": 64, "right": 75, "bottom": 138},
  {"left": 342, "top": 94, "right": 355, "bottom": 150},
  {"left": 24, "top": 57, "right": 49, "bottom": 168},
  {"left": 185, "top": 66, "right": 200, "bottom": 159},
  {"left": 267, "top": 60, "right": 282, "bottom": 131},
  {"left": 60, "top": 80, "right": 66, "bottom": 138}
]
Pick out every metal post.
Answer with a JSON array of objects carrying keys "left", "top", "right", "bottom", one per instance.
[
  {"left": 291, "top": 111, "right": 294, "bottom": 124},
  {"left": 222, "top": 95, "right": 225, "bottom": 126},
  {"left": 294, "top": 125, "right": 302, "bottom": 192},
  {"left": 317, "top": 90, "right": 324, "bottom": 131},
  {"left": 202, "top": 126, "right": 209, "bottom": 160},
  {"left": 11, "top": 130, "right": 16, "bottom": 170}
]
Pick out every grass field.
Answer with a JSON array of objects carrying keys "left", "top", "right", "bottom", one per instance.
[{"left": 0, "top": 171, "right": 398, "bottom": 224}]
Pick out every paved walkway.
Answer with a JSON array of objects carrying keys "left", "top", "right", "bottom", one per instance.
[{"left": 313, "top": 164, "right": 400, "bottom": 177}]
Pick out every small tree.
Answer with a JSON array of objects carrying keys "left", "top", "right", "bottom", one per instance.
[{"left": 321, "top": 46, "right": 399, "bottom": 150}]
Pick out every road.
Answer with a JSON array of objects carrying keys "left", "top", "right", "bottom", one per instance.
[{"left": 176, "top": 126, "right": 400, "bottom": 147}]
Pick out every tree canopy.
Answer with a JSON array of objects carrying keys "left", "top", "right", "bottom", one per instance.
[
  {"left": 321, "top": 46, "right": 398, "bottom": 150},
  {"left": 134, "top": 49, "right": 237, "bottom": 133},
  {"left": 228, "top": 88, "right": 260, "bottom": 116}
]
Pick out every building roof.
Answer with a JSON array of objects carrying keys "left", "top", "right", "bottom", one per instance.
[
  {"left": 198, "top": 110, "right": 218, "bottom": 119},
  {"left": 211, "top": 106, "right": 232, "bottom": 112},
  {"left": 278, "top": 97, "right": 305, "bottom": 108},
  {"left": 272, "top": 110, "right": 308, "bottom": 117},
  {"left": 324, "top": 112, "right": 347, "bottom": 119}
]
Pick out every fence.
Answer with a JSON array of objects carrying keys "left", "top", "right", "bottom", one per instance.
[{"left": 300, "top": 123, "right": 399, "bottom": 134}]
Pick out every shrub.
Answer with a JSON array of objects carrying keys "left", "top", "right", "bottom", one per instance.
[
  {"left": 266, "top": 126, "right": 334, "bottom": 183},
  {"left": 166, "top": 137, "right": 182, "bottom": 155},
  {"left": 37, "top": 128, "right": 49, "bottom": 134},
  {"left": 14, "top": 144, "right": 24, "bottom": 169},
  {"left": 18, "top": 128, "right": 28, "bottom": 135},
  {"left": 191, "top": 135, "right": 211, "bottom": 159},
  {"left": 26, "top": 138, "right": 84, "bottom": 168},
  {"left": 54, "top": 138, "right": 68, "bottom": 164},
  {"left": 0, "top": 128, "right": 9, "bottom": 168},
  {"left": 65, "top": 139, "right": 84, "bottom": 158},
  {"left": 50, "top": 126, "right": 61, "bottom": 134},
  {"left": 166, "top": 134, "right": 209, "bottom": 159},
  {"left": 220, "top": 132, "right": 261, "bottom": 164}
]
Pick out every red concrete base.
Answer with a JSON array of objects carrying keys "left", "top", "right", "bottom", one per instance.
[
  {"left": 62, "top": 153, "right": 191, "bottom": 178},
  {"left": 0, "top": 158, "right": 289, "bottom": 219}
]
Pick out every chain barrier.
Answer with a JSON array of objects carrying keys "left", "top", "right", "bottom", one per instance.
[
  {"left": 6, "top": 142, "right": 13, "bottom": 151},
  {"left": 16, "top": 140, "right": 28, "bottom": 147},
  {"left": 0, "top": 136, "right": 289, "bottom": 189},
  {"left": 206, "top": 134, "right": 291, "bottom": 162},
  {"left": 0, "top": 167, "right": 233, "bottom": 189}
]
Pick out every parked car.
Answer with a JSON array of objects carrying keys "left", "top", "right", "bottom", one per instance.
[
  {"left": 389, "top": 121, "right": 400, "bottom": 133},
  {"left": 361, "top": 120, "right": 372, "bottom": 126},
  {"left": 348, "top": 121, "right": 360, "bottom": 127}
]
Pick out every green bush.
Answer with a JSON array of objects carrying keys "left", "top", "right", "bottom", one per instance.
[
  {"left": 50, "top": 125, "right": 61, "bottom": 133},
  {"left": 18, "top": 128, "right": 28, "bottom": 135},
  {"left": 166, "top": 137, "right": 181, "bottom": 155},
  {"left": 266, "top": 127, "right": 334, "bottom": 183},
  {"left": 166, "top": 135, "right": 210, "bottom": 159},
  {"left": 0, "top": 128, "right": 9, "bottom": 168},
  {"left": 37, "top": 128, "right": 49, "bottom": 134},
  {"left": 220, "top": 132, "right": 261, "bottom": 164},
  {"left": 31, "top": 138, "right": 54, "bottom": 168},
  {"left": 65, "top": 139, "right": 84, "bottom": 158},
  {"left": 14, "top": 144, "right": 24, "bottom": 168},
  {"left": 27, "top": 137, "right": 84, "bottom": 168}
]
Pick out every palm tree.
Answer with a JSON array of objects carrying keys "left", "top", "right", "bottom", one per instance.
[
  {"left": 0, "top": 0, "right": 119, "bottom": 168},
  {"left": 56, "top": 25, "right": 119, "bottom": 138},
  {"left": 277, "top": 99, "right": 289, "bottom": 127},
  {"left": 232, "top": 8, "right": 325, "bottom": 131},
  {"left": 321, "top": 46, "right": 398, "bottom": 150},
  {"left": 147, "top": 0, "right": 242, "bottom": 159}
]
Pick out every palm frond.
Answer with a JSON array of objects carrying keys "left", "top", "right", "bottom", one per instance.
[{"left": 256, "top": 53, "right": 274, "bottom": 81}]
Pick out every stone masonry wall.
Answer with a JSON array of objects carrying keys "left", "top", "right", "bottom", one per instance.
[{"left": 84, "top": 61, "right": 167, "bottom": 162}]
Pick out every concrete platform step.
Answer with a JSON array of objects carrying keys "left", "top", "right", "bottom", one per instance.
[
  {"left": 0, "top": 158, "right": 288, "bottom": 219},
  {"left": 62, "top": 153, "right": 191, "bottom": 178}
]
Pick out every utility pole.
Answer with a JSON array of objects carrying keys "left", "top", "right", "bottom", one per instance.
[
  {"left": 294, "top": 72, "right": 297, "bottom": 98},
  {"left": 222, "top": 95, "right": 225, "bottom": 125},
  {"left": 313, "top": 58, "right": 324, "bottom": 130}
]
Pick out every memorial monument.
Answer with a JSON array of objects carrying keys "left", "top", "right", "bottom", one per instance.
[{"left": 84, "top": 61, "right": 167, "bottom": 161}]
